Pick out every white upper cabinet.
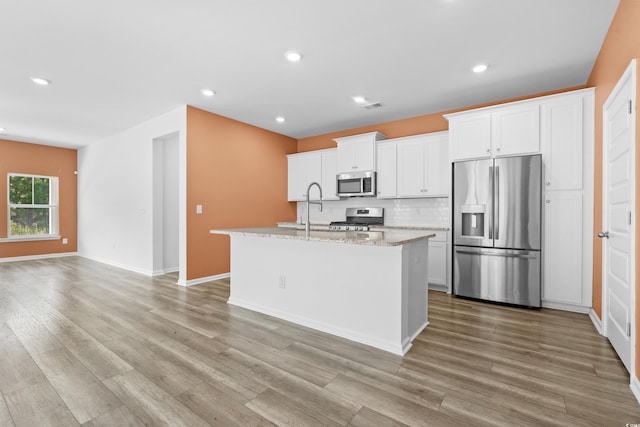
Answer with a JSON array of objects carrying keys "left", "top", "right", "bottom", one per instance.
[
  {"left": 287, "top": 151, "right": 322, "bottom": 201},
  {"left": 397, "top": 137, "right": 424, "bottom": 197},
  {"left": 491, "top": 103, "right": 540, "bottom": 156},
  {"left": 447, "top": 102, "right": 540, "bottom": 161},
  {"left": 334, "top": 132, "right": 386, "bottom": 173},
  {"left": 425, "top": 133, "right": 450, "bottom": 196},
  {"left": 376, "top": 141, "right": 397, "bottom": 198},
  {"left": 397, "top": 132, "right": 449, "bottom": 198},
  {"left": 450, "top": 112, "right": 492, "bottom": 160},
  {"left": 541, "top": 94, "right": 584, "bottom": 191},
  {"left": 320, "top": 149, "right": 339, "bottom": 200}
]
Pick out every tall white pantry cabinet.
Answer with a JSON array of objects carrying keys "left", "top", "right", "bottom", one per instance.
[{"left": 446, "top": 88, "right": 595, "bottom": 312}]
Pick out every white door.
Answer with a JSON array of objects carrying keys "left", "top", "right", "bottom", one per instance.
[{"left": 601, "top": 59, "right": 636, "bottom": 373}]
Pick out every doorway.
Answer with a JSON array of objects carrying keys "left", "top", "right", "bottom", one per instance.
[
  {"left": 153, "top": 132, "right": 180, "bottom": 275},
  {"left": 601, "top": 59, "right": 636, "bottom": 374}
]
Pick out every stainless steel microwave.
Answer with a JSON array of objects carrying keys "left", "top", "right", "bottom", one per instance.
[{"left": 336, "top": 171, "right": 376, "bottom": 197}]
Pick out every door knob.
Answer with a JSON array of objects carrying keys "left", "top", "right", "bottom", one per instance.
[{"left": 597, "top": 231, "right": 610, "bottom": 239}]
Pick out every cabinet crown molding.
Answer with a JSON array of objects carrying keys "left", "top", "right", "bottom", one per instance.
[
  {"left": 333, "top": 131, "right": 387, "bottom": 145},
  {"left": 443, "top": 87, "right": 595, "bottom": 121}
]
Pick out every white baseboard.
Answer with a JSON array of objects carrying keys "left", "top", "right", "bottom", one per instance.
[
  {"left": 541, "top": 300, "right": 591, "bottom": 314},
  {"left": 78, "top": 254, "right": 154, "bottom": 276},
  {"left": 151, "top": 267, "right": 179, "bottom": 276},
  {"left": 178, "top": 272, "right": 230, "bottom": 287},
  {"left": 631, "top": 375, "right": 640, "bottom": 405},
  {"left": 428, "top": 283, "right": 448, "bottom": 293},
  {"left": 588, "top": 308, "right": 604, "bottom": 335},
  {"left": 0, "top": 251, "right": 78, "bottom": 263}
]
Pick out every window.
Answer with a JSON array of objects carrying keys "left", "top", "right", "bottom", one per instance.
[{"left": 8, "top": 174, "right": 59, "bottom": 238}]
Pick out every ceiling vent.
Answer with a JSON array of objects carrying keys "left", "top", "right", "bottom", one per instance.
[{"left": 363, "top": 102, "right": 383, "bottom": 110}]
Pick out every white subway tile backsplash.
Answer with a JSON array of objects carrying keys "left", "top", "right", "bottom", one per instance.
[{"left": 297, "top": 197, "right": 449, "bottom": 226}]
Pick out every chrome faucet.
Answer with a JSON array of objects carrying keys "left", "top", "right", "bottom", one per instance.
[{"left": 305, "top": 182, "right": 323, "bottom": 236}]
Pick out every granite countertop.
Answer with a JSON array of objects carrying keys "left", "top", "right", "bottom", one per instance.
[
  {"left": 211, "top": 227, "right": 435, "bottom": 247},
  {"left": 276, "top": 222, "right": 449, "bottom": 231}
]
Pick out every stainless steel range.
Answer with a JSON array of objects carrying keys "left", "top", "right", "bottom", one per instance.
[{"left": 329, "top": 207, "right": 384, "bottom": 231}]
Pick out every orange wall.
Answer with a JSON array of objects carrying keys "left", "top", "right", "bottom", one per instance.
[
  {"left": 297, "top": 86, "right": 586, "bottom": 152},
  {"left": 0, "top": 138, "right": 77, "bottom": 257},
  {"left": 586, "top": 0, "right": 640, "bottom": 378},
  {"left": 186, "top": 106, "right": 297, "bottom": 280}
]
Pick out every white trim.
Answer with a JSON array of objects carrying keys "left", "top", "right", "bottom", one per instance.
[
  {"left": 0, "top": 235, "right": 61, "bottom": 242},
  {"left": 631, "top": 375, "right": 640, "bottom": 405},
  {"left": 444, "top": 87, "right": 595, "bottom": 121},
  {"left": 602, "top": 58, "right": 637, "bottom": 377},
  {"left": 541, "top": 300, "right": 591, "bottom": 314},
  {"left": 0, "top": 251, "right": 78, "bottom": 263},
  {"left": 7, "top": 173, "right": 60, "bottom": 238},
  {"left": 589, "top": 308, "right": 604, "bottom": 335},
  {"left": 178, "top": 272, "right": 230, "bottom": 287},
  {"left": 78, "top": 254, "right": 154, "bottom": 276}
]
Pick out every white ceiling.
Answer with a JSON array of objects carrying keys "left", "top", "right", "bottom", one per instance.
[{"left": 0, "top": 0, "right": 620, "bottom": 148}]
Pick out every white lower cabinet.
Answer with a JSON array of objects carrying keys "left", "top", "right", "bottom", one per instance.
[
  {"left": 428, "top": 231, "right": 448, "bottom": 289},
  {"left": 543, "top": 192, "right": 584, "bottom": 306}
]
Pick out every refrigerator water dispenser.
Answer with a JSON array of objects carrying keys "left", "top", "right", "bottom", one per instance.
[{"left": 460, "top": 205, "right": 485, "bottom": 237}]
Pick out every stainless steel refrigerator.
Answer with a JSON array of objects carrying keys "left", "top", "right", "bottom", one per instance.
[{"left": 453, "top": 154, "right": 542, "bottom": 307}]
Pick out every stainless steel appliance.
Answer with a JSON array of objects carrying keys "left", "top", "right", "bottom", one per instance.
[
  {"left": 453, "top": 154, "right": 542, "bottom": 307},
  {"left": 329, "top": 207, "right": 384, "bottom": 231},
  {"left": 336, "top": 171, "right": 376, "bottom": 197}
]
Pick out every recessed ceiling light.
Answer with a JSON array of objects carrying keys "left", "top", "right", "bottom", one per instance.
[
  {"left": 201, "top": 89, "right": 215, "bottom": 97},
  {"left": 276, "top": 116, "right": 286, "bottom": 123},
  {"left": 0, "top": 127, "right": 5, "bottom": 132},
  {"left": 285, "top": 51, "right": 302, "bottom": 62},
  {"left": 352, "top": 96, "right": 366, "bottom": 104},
  {"left": 472, "top": 63, "right": 489, "bottom": 73},
  {"left": 31, "top": 76, "right": 52, "bottom": 86}
]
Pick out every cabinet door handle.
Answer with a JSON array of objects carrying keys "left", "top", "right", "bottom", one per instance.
[
  {"left": 546, "top": 200, "right": 550, "bottom": 203},
  {"left": 486, "top": 148, "right": 490, "bottom": 154},
  {"left": 496, "top": 147, "right": 501, "bottom": 152},
  {"left": 545, "top": 182, "right": 551, "bottom": 186}
]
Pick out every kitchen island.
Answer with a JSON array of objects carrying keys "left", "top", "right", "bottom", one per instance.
[{"left": 210, "top": 227, "right": 434, "bottom": 355}]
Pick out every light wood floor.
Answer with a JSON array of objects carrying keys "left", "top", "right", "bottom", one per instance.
[{"left": 0, "top": 257, "right": 639, "bottom": 426}]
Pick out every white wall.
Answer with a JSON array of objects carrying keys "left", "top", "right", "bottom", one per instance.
[{"left": 78, "top": 106, "right": 186, "bottom": 278}]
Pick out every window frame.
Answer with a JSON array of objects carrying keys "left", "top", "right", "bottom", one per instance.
[{"left": 7, "top": 173, "right": 60, "bottom": 239}]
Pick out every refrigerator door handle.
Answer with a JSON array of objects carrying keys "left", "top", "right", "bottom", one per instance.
[
  {"left": 494, "top": 165, "right": 500, "bottom": 241},
  {"left": 488, "top": 166, "right": 494, "bottom": 240},
  {"left": 455, "top": 248, "right": 538, "bottom": 259}
]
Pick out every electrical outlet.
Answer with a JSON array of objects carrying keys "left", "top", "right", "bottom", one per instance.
[
  {"left": 279, "top": 275, "right": 286, "bottom": 289},
  {"left": 62, "top": 238, "right": 68, "bottom": 244},
  {"left": 196, "top": 204, "right": 203, "bottom": 214}
]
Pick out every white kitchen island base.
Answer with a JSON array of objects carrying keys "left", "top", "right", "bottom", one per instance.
[{"left": 219, "top": 230, "right": 431, "bottom": 355}]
